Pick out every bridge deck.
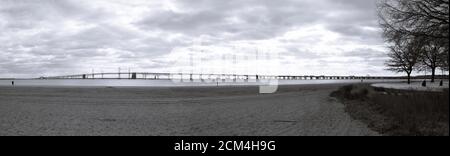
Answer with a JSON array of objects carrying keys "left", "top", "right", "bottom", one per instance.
[{"left": 40, "top": 72, "right": 403, "bottom": 80}]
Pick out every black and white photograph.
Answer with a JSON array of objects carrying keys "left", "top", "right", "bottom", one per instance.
[{"left": 0, "top": 0, "right": 448, "bottom": 146}]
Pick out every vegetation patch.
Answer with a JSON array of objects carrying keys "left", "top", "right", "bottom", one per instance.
[{"left": 330, "top": 84, "right": 449, "bottom": 136}]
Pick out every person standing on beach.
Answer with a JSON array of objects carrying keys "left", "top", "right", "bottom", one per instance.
[{"left": 12, "top": 81, "right": 14, "bottom": 86}]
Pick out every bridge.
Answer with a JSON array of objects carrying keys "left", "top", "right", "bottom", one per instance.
[{"left": 39, "top": 72, "right": 403, "bottom": 81}]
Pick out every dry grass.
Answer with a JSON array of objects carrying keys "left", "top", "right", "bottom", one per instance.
[{"left": 331, "top": 84, "right": 449, "bottom": 136}]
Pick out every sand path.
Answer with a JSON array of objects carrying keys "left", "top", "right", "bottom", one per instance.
[{"left": 0, "top": 84, "right": 378, "bottom": 136}]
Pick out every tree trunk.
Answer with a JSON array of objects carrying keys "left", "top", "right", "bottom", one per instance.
[
  {"left": 431, "top": 67, "right": 436, "bottom": 82},
  {"left": 407, "top": 73, "right": 411, "bottom": 84}
]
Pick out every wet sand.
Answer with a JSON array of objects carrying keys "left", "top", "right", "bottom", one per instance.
[{"left": 0, "top": 84, "right": 378, "bottom": 136}]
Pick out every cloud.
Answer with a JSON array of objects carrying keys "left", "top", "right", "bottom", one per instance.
[
  {"left": 136, "top": 0, "right": 324, "bottom": 40},
  {"left": 0, "top": 0, "right": 395, "bottom": 78}
]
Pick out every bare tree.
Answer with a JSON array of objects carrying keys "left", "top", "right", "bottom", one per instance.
[
  {"left": 386, "top": 38, "right": 421, "bottom": 84},
  {"left": 441, "top": 48, "right": 449, "bottom": 71},
  {"left": 378, "top": 0, "right": 449, "bottom": 81},
  {"left": 418, "top": 39, "right": 447, "bottom": 82},
  {"left": 378, "top": 0, "right": 449, "bottom": 40},
  {"left": 438, "top": 39, "right": 449, "bottom": 72}
]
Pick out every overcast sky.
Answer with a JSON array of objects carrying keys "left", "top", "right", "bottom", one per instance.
[{"left": 0, "top": 0, "right": 395, "bottom": 78}]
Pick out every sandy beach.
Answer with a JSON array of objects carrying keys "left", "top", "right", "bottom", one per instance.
[{"left": 0, "top": 84, "right": 378, "bottom": 136}]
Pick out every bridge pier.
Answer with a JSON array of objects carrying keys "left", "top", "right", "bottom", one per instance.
[{"left": 200, "top": 74, "right": 204, "bottom": 82}]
